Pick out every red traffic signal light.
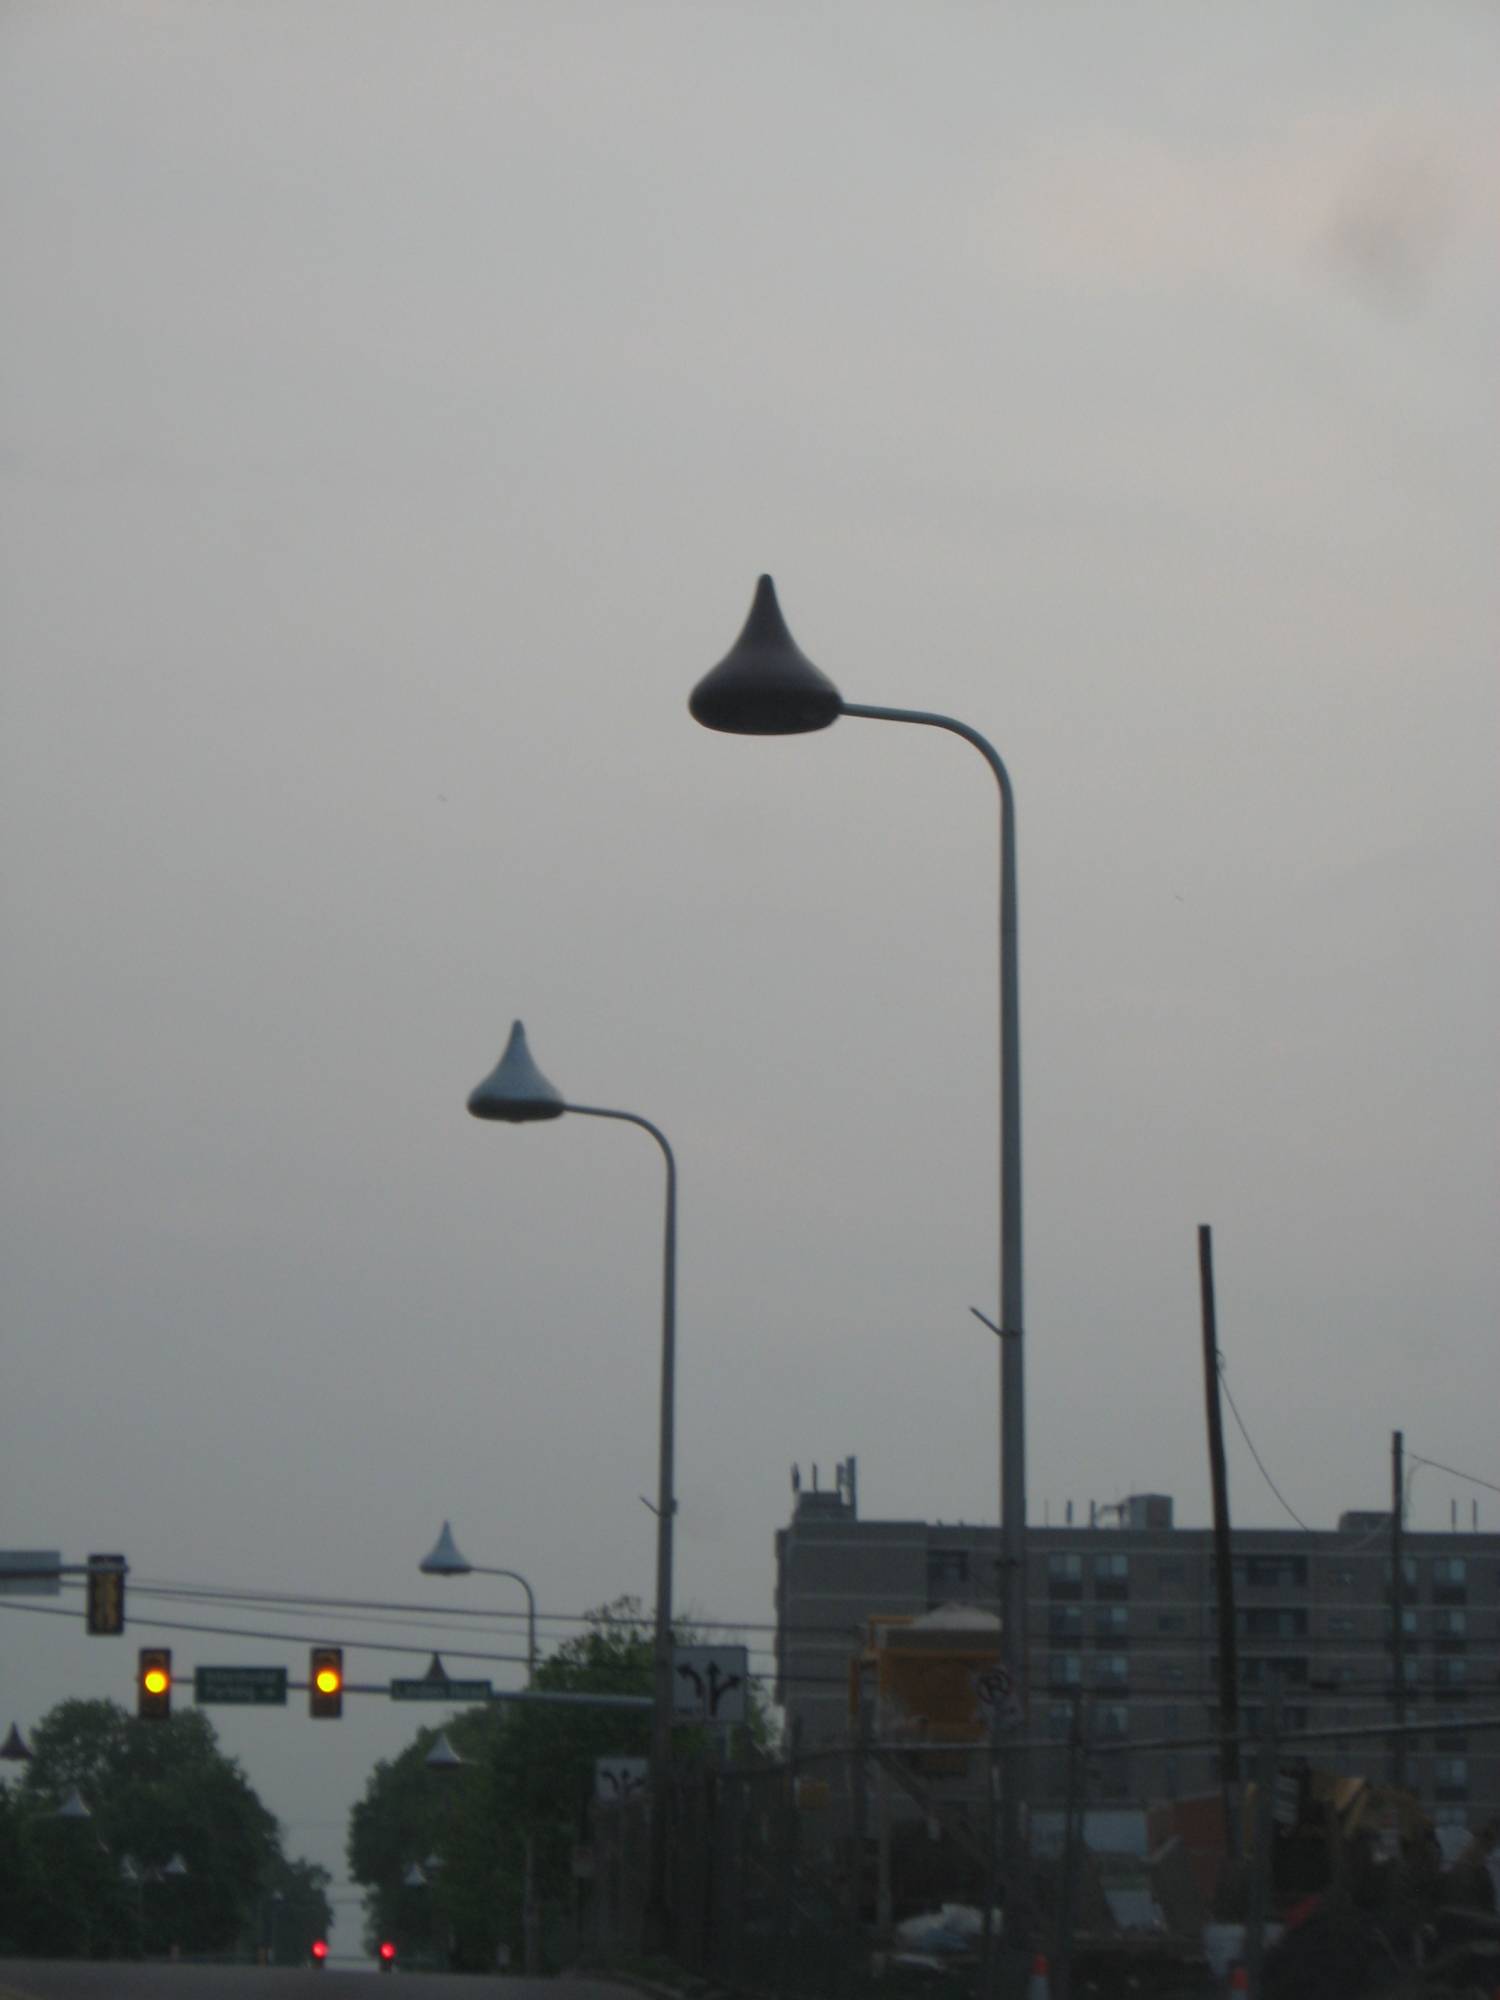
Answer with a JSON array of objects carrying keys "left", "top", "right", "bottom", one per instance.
[
  {"left": 86, "top": 1554, "right": 127, "bottom": 1636},
  {"left": 378, "top": 1939, "right": 396, "bottom": 1970},
  {"left": 137, "top": 1647, "right": 172, "bottom": 1720},
  {"left": 310, "top": 1939, "right": 328, "bottom": 1962},
  {"left": 309, "top": 1646, "right": 343, "bottom": 1718}
]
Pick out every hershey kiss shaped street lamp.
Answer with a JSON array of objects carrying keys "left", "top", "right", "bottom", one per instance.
[
  {"left": 420, "top": 1520, "right": 539, "bottom": 1683},
  {"left": 690, "top": 574, "right": 1030, "bottom": 1898},
  {"left": 467, "top": 1021, "right": 678, "bottom": 1948}
]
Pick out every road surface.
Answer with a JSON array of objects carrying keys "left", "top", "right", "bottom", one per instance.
[{"left": 0, "top": 1966, "right": 630, "bottom": 2000}]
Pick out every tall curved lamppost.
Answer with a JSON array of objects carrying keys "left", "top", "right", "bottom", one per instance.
[
  {"left": 467, "top": 1022, "right": 678, "bottom": 1948},
  {"left": 689, "top": 574, "right": 1029, "bottom": 1893},
  {"left": 420, "top": 1521, "right": 538, "bottom": 1683}
]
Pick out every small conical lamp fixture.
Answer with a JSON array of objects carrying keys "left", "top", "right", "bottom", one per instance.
[
  {"left": 425, "top": 1732, "right": 464, "bottom": 1771},
  {"left": 420, "top": 1521, "right": 471, "bottom": 1577},
  {"left": 689, "top": 574, "right": 843, "bottom": 735},
  {"left": 467, "top": 1021, "right": 566, "bottom": 1123},
  {"left": 0, "top": 1722, "right": 32, "bottom": 1762}
]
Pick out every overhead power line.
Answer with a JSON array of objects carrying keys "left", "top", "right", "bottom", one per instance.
[{"left": 1217, "top": 1354, "right": 1313, "bottom": 1531}]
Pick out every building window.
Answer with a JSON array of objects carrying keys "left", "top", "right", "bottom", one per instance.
[
  {"left": 1049, "top": 1605, "right": 1082, "bottom": 1641},
  {"left": 1435, "top": 1658, "right": 1467, "bottom": 1698},
  {"left": 1433, "top": 1557, "right": 1468, "bottom": 1606},
  {"left": 1328, "top": 1616, "right": 1356, "bottom": 1636},
  {"left": 1384, "top": 1556, "right": 1419, "bottom": 1602},
  {"left": 1094, "top": 1553, "right": 1130, "bottom": 1600},
  {"left": 1241, "top": 1555, "right": 1309, "bottom": 1589},
  {"left": 1091, "top": 1704, "right": 1129, "bottom": 1741},
  {"left": 1046, "top": 1704, "right": 1074, "bottom": 1741},
  {"left": 1094, "top": 1605, "right": 1129, "bottom": 1642},
  {"left": 1384, "top": 1607, "right": 1418, "bottom": 1642},
  {"left": 1048, "top": 1554, "right": 1083, "bottom": 1600},
  {"left": 1164, "top": 1705, "right": 1179, "bottom": 1737},
  {"left": 1049, "top": 1653, "right": 1082, "bottom": 1689},
  {"left": 1157, "top": 1560, "right": 1185, "bottom": 1585},
  {"left": 1433, "top": 1608, "right": 1467, "bottom": 1640},
  {"left": 1434, "top": 1757, "right": 1468, "bottom": 1800},
  {"left": 1157, "top": 1611, "right": 1187, "bottom": 1634},
  {"left": 927, "top": 1548, "right": 970, "bottom": 1592},
  {"left": 1240, "top": 1607, "right": 1309, "bottom": 1639},
  {"left": 1095, "top": 1654, "right": 1129, "bottom": 1691}
]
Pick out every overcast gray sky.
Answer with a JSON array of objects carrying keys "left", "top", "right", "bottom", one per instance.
[{"left": 3, "top": 0, "right": 1496, "bottom": 1940}]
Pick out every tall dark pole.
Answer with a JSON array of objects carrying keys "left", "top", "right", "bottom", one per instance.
[
  {"left": 1199, "top": 1226, "right": 1240, "bottom": 1828},
  {"left": 1391, "top": 1429, "right": 1406, "bottom": 1789}
]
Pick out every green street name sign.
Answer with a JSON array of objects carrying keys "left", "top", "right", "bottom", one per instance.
[
  {"left": 195, "top": 1666, "right": 288, "bottom": 1706},
  {"left": 389, "top": 1678, "right": 493, "bottom": 1703}
]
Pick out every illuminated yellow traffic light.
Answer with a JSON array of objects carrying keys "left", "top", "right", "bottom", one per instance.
[
  {"left": 138, "top": 1647, "right": 172, "bottom": 1720},
  {"left": 309, "top": 1646, "right": 343, "bottom": 1718}
]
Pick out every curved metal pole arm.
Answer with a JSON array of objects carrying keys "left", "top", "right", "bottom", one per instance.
[
  {"left": 835, "top": 698, "right": 1022, "bottom": 1352},
  {"left": 467, "top": 1565, "right": 538, "bottom": 1683}
]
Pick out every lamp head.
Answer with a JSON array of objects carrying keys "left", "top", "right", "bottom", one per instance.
[
  {"left": 467, "top": 1021, "right": 566, "bottom": 1122},
  {"left": 689, "top": 575, "right": 843, "bottom": 735},
  {"left": 420, "top": 1520, "right": 472, "bottom": 1577}
]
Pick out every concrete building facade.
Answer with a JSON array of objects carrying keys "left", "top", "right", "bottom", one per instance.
[{"left": 775, "top": 1462, "right": 1500, "bottom": 1829}]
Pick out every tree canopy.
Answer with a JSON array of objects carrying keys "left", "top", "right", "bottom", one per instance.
[
  {"left": 348, "top": 1597, "right": 766, "bottom": 1971},
  {"left": 0, "top": 1698, "right": 330, "bottom": 1960}
]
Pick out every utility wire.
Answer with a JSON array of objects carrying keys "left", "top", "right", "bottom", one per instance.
[
  {"left": 1409, "top": 1452, "right": 1500, "bottom": 1499},
  {"left": 1217, "top": 1353, "right": 1313, "bottom": 1531}
]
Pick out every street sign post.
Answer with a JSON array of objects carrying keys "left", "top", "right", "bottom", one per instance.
[
  {"left": 389, "top": 1677, "right": 493, "bottom": 1703},
  {"left": 194, "top": 1666, "right": 289, "bottom": 1706},
  {"left": 672, "top": 1644, "right": 748, "bottom": 1724}
]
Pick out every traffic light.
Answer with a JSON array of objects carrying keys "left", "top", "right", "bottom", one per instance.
[
  {"left": 137, "top": 1647, "right": 172, "bottom": 1720},
  {"left": 378, "top": 1940, "right": 396, "bottom": 1972},
  {"left": 309, "top": 1646, "right": 343, "bottom": 1718},
  {"left": 310, "top": 1939, "right": 328, "bottom": 1968},
  {"left": 86, "top": 1554, "right": 127, "bottom": 1636}
]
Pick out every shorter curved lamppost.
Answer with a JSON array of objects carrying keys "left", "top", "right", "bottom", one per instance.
[
  {"left": 420, "top": 1521, "right": 538, "bottom": 1683},
  {"left": 467, "top": 1021, "right": 678, "bottom": 1950}
]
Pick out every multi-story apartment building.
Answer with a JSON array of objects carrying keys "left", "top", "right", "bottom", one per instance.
[{"left": 775, "top": 1461, "right": 1499, "bottom": 1829}]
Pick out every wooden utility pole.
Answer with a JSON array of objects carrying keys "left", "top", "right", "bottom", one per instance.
[
  {"left": 1392, "top": 1430, "right": 1407, "bottom": 1788},
  {"left": 1198, "top": 1226, "right": 1240, "bottom": 1823}
]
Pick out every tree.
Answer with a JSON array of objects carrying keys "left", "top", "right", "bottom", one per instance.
[
  {"left": 348, "top": 1598, "right": 773, "bottom": 1971},
  {"left": 10, "top": 1698, "right": 316, "bottom": 1960},
  {"left": 261, "top": 1852, "right": 335, "bottom": 1963}
]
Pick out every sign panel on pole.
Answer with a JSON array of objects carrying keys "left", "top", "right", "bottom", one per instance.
[
  {"left": 595, "top": 1755, "right": 649, "bottom": 1802},
  {"left": 671, "top": 1644, "right": 748, "bottom": 1723},
  {"left": 390, "top": 1677, "right": 493, "bottom": 1703},
  {"left": 195, "top": 1666, "right": 289, "bottom": 1706},
  {"left": 0, "top": 1551, "right": 61, "bottom": 1597},
  {"left": 974, "top": 1663, "right": 1024, "bottom": 1734}
]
